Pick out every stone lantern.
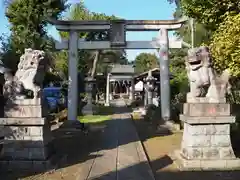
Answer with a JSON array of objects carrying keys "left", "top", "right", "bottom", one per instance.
[
  {"left": 82, "top": 76, "right": 96, "bottom": 115},
  {"left": 144, "top": 71, "right": 156, "bottom": 106}
]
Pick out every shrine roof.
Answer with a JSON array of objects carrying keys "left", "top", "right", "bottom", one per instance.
[
  {"left": 134, "top": 68, "right": 174, "bottom": 79},
  {"left": 110, "top": 64, "right": 135, "bottom": 74}
]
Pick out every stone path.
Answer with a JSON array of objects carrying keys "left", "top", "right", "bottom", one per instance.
[
  {"left": 86, "top": 113, "right": 154, "bottom": 180},
  {"left": 2, "top": 99, "right": 154, "bottom": 180},
  {"left": 85, "top": 99, "right": 154, "bottom": 180}
]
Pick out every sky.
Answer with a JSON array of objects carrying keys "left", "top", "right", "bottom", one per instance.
[{"left": 0, "top": 0, "right": 177, "bottom": 61}]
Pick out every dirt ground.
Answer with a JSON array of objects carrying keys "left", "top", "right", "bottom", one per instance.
[
  {"left": 134, "top": 118, "right": 240, "bottom": 180},
  {"left": 1, "top": 126, "right": 104, "bottom": 180}
]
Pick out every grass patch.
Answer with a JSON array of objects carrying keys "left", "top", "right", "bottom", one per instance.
[
  {"left": 132, "top": 112, "right": 142, "bottom": 120},
  {"left": 78, "top": 115, "right": 112, "bottom": 124}
]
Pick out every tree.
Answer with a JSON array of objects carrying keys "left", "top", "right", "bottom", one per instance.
[
  {"left": 169, "top": 48, "right": 188, "bottom": 93},
  {"left": 5, "top": 0, "right": 67, "bottom": 54},
  {"left": 168, "top": 0, "right": 240, "bottom": 79},
  {"left": 169, "top": 1, "right": 211, "bottom": 47},
  {"left": 134, "top": 53, "right": 159, "bottom": 73},
  {"left": 0, "top": 34, "right": 19, "bottom": 71},
  {"left": 55, "top": 2, "right": 127, "bottom": 78},
  {"left": 176, "top": 0, "right": 240, "bottom": 32},
  {"left": 210, "top": 14, "right": 240, "bottom": 77},
  {"left": 1, "top": 0, "right": 67, "bottom": 72}
]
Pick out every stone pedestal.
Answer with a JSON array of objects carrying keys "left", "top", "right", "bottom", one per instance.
[
  {"left": 144, "top": 71, "right": 156, "bottom": 107},
  {"left": 0, "top": 99, "right": 55, "bottom": 171},
  {"left": 109, "top": 93, "right": 113, "bottom": 101},
  {"left": 175, "top": 99, "right": 240, "bottom": 170}
]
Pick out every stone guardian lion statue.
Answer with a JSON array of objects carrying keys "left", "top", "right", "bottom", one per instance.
[
  {"left": 185, "top": 46, "right": 231, "bottom": 102},
  {"left": 3, "top": 48, "right": 48, "bottom": 100}
]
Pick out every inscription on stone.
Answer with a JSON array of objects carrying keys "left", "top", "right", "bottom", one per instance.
[
  {"left": 208, "top": 107, "right": 216, "bottom": 115},
  {"left": 110, "top": 20, "right": 126, "bottom": 47}
]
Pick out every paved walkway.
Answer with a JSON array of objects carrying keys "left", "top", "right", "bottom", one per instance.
[
  {"left": 85, "top": 112, "right": 154, "bottom": 180},
  {"left": 3, "top": 99, "right": 154, "bottom": 180},
  {"left": 83, "top": 99, "right": 154, "bottom": 180}
]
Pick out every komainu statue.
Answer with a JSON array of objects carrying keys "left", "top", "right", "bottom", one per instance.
[
  {"left": 3, "top": 48, "right": 48, "bottom": 100},
  {"left": 186, "top": 46, "right": 231, "bottom": 102}
]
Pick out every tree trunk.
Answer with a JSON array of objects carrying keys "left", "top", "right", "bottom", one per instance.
[{"left": 89, "top": 50, "right": 101, "bottom": 78}]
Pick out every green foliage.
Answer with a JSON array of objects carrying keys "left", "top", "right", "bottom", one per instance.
[
  {"left": 169, "top": 48, "right": 188, "bottom": 120},
  {"left": 134, "top": 53, "right": 158, "bottom": 73},
  {"left": 210, "top": 14, "right": 240, "bottom": 77},
  {"left": 180, "top": 0, "right": 240, "bottom": 31},
  {"left": 1, "top": 0, "right": 67, "bottom": 72},
  {"left": 167, "top": 0, "right": 240, "bottom": 110},
  {"left": 227, "top": 91, "right": 240, "bottom": 105},
  {"left": 55, "top": 2, "right": 127, "bottom": 78},
  {"left": 144, "top": 104, "right": 158, "bottom": 123},
  {"left": 169, "top": 48, "right": 188, "bottom": 95},
  {"left": 5, "top": 0, "right": 67, "bottom": 54},
  {"left": 0, "top": 34, "right": 19, "bottom": 71},
  {"left": 78, "top": 115, "right": 111, "bottom": 124},
  {"left": 176, "top": 21, "right": 211, "bottom": 47},
  {"left": 170, "top": 1, "right": 211, "bottom": 47}
]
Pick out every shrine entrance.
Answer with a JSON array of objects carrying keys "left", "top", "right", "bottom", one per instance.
[
  {"left": 49, "top": 18, "right": 187, "bottom": 121},
  {"left": 105, "top": 64, "right": 135, "bottom": 106},
  {"left": 112, "top": 81, "right": 129, "bottom": 94}
]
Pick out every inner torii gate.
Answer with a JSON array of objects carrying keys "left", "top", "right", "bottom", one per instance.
[{"left": 49, "top": 18, "right": 186, "bottom": 121}]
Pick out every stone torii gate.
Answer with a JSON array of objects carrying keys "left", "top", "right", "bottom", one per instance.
[{"left": 49, "top": 18, "right": 186, "bottom": 121}]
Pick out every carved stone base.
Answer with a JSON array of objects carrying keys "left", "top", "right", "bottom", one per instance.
[
  {"left": 177, "top": 102, "right": 240, "bottom": 170},
  {"left": 0, "top": 155, "right": 58, "bottom": 172},
  {"left": 4, "top": 99, "right": 47, "bottom": 118},
  {"left": 174, "top": 150, "right": 240, "bottom": 171},
  {"left": 0, "top": 117, "right": 55, "bottom": 171},
  {"left": 82, "top": 103, "right": 95, "bottom": 115},
  {"left": 181, "top": 122, "right": 235, "bottom": 160},
  {"left": 104, "top": 102, "right": 110, "bottom": 107}
]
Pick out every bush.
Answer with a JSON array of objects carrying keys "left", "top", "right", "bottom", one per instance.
[
  {"left": 170, "top": 74, "right": 188, "bottom": 122},
  {"left": 210, "top": 14, "right": 240, "bottom": 77},
  {"left": 144, "top": 104, "right": 158, "bottom": 123},
  {"left": 227, "top": 91, "right": 240, "bottom": 104},
  {"left": 171, "top": 92, "right": 186, "bottom": 122}
]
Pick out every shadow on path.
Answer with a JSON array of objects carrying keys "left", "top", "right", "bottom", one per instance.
[
  {"left": 91, "top": 155, "right": 240, "bottom": 180},
  {"left": 2, "top": 99, "right": 240, "bottom": 180},
  {"left": 0, "top": 100, "right": 154, "bottom": 179}
]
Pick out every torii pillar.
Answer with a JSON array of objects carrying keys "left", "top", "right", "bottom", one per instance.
[
  {"left": 156, "top": 29, "right": 171, "bottom": 121},
  {"left": 68, "top": 30, "right": 78, "bottom": 121}
]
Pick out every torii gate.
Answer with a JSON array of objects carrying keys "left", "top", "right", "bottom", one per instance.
[{"left": 49, "top": 18, "right": 186, "bottom": 122}]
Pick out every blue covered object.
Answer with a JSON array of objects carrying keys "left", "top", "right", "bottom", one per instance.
[{"left": 43, "top": 87, "right": 67, "bottom": 112}]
